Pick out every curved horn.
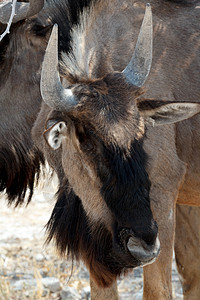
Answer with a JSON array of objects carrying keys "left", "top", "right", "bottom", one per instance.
[
  {"left": 0, "top": 0, "right": 44, "bottom": 24},
  {"left": 40, "top": 24, "right": 77, "bottom": 111},
  {"left": 122, "top": 3, "right": 153, "bottom": 87}
]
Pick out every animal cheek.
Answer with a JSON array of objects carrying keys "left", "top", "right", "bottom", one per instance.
[{"left": 67, "top": 144, "right": 99, "bottom": 184}]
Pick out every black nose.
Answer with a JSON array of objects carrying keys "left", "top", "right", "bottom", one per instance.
[
  {"left": 113, "top": 225, "right": 160, "bottom": 268},
  {"left": 127, "top": 234, "right": 160, "bottom": 264}
]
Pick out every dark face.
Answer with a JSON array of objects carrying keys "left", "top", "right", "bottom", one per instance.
[{"left": 43, "top": 73, "right": 160, "bottom": 286}]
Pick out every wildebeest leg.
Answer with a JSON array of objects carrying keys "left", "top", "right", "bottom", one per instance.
[
  {"left": 90, "top": 277, "right": 119, "bottom": 300},
  {"left": 141, "top": 125, "right": 186, "bottom": 299},
  {"left": 175, "top": 205, "right": 200, "bottom": 300},
  {"left": 142, "top": 189, "right": 177, "bottom": 299},
  {"left": 142, "top": 209, "right": 175, "bottom": 300}
]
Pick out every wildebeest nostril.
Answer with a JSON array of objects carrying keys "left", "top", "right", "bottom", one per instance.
[{"left": 127, "top": 235, "right": 160, "bottom": 264}]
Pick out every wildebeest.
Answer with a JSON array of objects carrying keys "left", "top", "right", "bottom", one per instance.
[
  {"left": 1, "top": 0, "right": 200, "bottom": 299},
  {"left": 31, "top": 0, "right": 200, "bottom": 299},
  {"left": 0, "top": 0, "right": 91, "bottom": 205},
  {"left": 0, "top": 0, "right": 46, "bottom": 206},
  {"left": 35, "top": 0, "right": 161, "bottom": 287}
]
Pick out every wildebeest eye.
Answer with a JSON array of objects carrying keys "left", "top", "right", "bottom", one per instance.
[
  {"left": 77, "top": 130, "right": 85, "bottom": 144},
  {"left": 75, "top": 127, "right": 96, "bottom": 153}
]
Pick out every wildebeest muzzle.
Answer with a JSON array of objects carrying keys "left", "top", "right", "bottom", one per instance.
[{"left": 112, "top": 219, "right": 160, "bottom": 268}]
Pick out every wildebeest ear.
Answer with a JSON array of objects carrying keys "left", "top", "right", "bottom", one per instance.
[
  {"left": 43, "top": 121, "right": 67, "bottom": 150},
  {"left": 137, "top": 99, "right": 200, "bottom": 125}
]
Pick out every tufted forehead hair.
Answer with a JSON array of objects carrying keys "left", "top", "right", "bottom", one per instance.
[
  {"left": 60, "top": 0, "right": 107, "bottom": 81},
  {"left": 60, "top": 0, "right": 135, "bottom": 82}
]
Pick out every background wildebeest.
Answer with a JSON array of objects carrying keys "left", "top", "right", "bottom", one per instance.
[
  {"left": 1, "top": 0, "right": 200, "bottom": 299},
  {"left": 0, "top": 0, "right": 91, "bottom": 205},
  {"left": 0, "top": 0, "right": 46, "bottom": 205}
]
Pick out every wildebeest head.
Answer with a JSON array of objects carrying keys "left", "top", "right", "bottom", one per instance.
[{"left": 34, "top": 4, "right": 200, "bottom": 286}]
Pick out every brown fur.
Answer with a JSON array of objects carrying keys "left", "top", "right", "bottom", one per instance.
[
  {"left": 132, "top": 1, "right": 200, "bottom": 299},
  {"left": 130, "top": 1, "right": 200, "bottom": 299},
  {"left": 175, "top": 205, "right": 200, "bottom": 299}
]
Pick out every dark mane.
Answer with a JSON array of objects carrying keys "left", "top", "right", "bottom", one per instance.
[
  {"left": 46, "top": 180, "right": 129, "bottom": 287},
  {"left": 0, "top": 144, "right": 44, "bottom": 206}
]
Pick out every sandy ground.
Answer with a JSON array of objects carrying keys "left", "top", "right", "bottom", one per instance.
[{"left": 0, "top": 180, "right": 183, "bottom": 300}]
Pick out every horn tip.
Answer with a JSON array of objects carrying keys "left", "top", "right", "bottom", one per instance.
[
  {"left": 52, "top": 23, "right": 58, "bottom": 32},
  {"left": 50, "top": 24, "right": 58, "bottom": 39}
]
